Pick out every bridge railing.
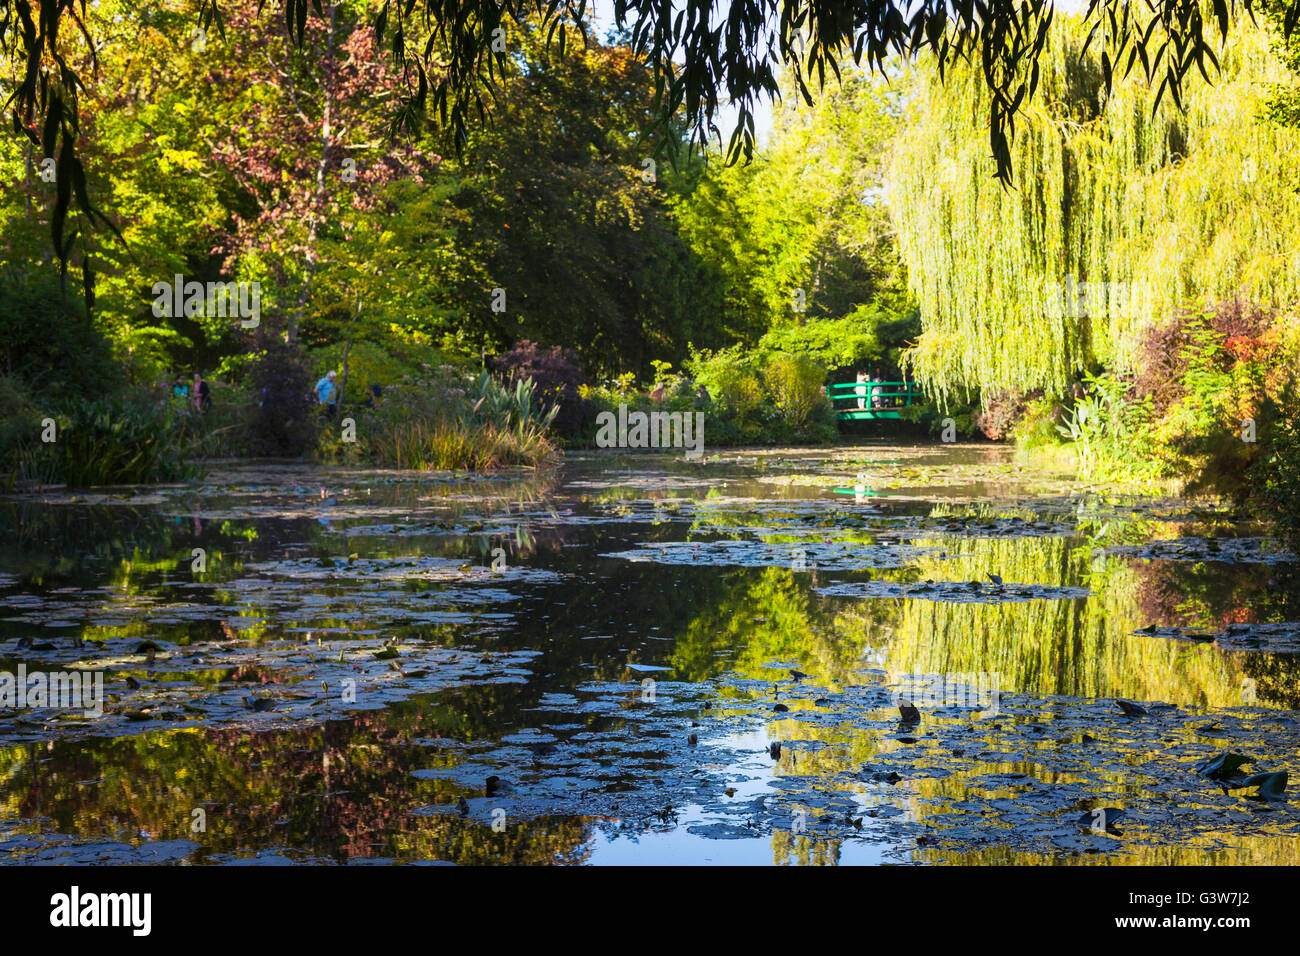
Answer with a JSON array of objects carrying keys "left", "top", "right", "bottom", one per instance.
[{"left": 825, "top": 381, "right": 926, "bottom": 417}]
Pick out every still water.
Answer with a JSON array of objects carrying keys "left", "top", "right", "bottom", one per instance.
[{"left": 2, "top": 443, "right": 1298, "bottom": 864}]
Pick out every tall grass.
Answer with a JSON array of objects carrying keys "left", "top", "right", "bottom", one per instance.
[
  {"left": 346, "top": 371, "right": 559, "bottom": 471},
  {"left": 375, "top": 419, "right": 556, "bottom": 470},
  {"left": 2, "top": 379, "right": 201, "bottom": 488},
  {"left": 48, "top": 397, "right": 201, "bottom": 485}
]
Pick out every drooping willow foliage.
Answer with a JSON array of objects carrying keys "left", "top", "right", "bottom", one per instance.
[
  {"left": 889, "top": 15, "right": 1300, "bottom": 403},
  {"left": 886, "top": 532, "right": 1263, "bottom": 707}
]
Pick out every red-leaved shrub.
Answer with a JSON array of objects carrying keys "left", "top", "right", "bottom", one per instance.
[
  {"left": 975, "top": 389, "right": 1040, "bottom": 440},
  {"left": 1133, "top": 298, "right": 1275, "bottom": 415},
  {"left": 488, "top": 340, "right": 592, "bottom": 436}
]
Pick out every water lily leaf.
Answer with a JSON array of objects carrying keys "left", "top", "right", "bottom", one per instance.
[
  {"left": 1241, "top": 771, "right": 1288, "bottom": 800},
  {"left": 1195, "top": 752, "right": 1254, "bottom": 780},
  {"left": 1078, "top": 807, "right": 1125, "bottom": 830}
]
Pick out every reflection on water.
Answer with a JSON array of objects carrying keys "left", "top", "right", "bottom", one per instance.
[{"left": 1, "top": 446, "right": 1298, "bottom": 865}]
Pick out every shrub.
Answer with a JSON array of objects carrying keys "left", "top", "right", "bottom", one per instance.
[
  {"left": 1018, "top": 299, "right": 1290, "bottom": 486},
  {"left": 573, "top": 345, "right": 840, "bottom": 449},
  {"left": 1051, "top": 372, "right": 1165, "bottom": 480},
  {"left": 0, "top": 272, "right": 116, "bottom": 401},
  {"left": 679, "top": 346, "right": 837, "bottom": 444},
  {"left": 1133, "top": 298, "right": 1275, "bottom": 417},
  {"left": 685, "top": 346, "right": 765, "bottom": 424},
  {"left": 901, "top": 400, "right": 980, "bottom": 438},
  {"left": 303, "top": 340, "right": 470, "bottom": 406},
  {"left": 345, "top": 371, "right": 558, "bottom": 471},
  {"left": 464, "top": 371, "right": 560, "bottom": 434},
  {"left": 1009, "top": 395, "right": 1065, "bottom": 449},
  {"left": 0, "top": 376, "right": 51, "bottom": 488},
  {"left": 0, "top": 375, "right": 39, "bottom": 450},
  {"left": 974, "top": 389, "right": 1039, "bottom": 441},
  {"left": 185, "top": 381, "right": 256, "bottom": 458},
  {"left": 3, "top": 377, "right": 203, "bottom": 488},
  {"left": 31, "top": 393, "right": 199, "bottom": 486},
  {"left": 763, "top": 353, "right": 832, "bottom": 429},
  {"left": 1126, "top": 298, "right": 1287, "bottom": 492},
  {"left": 1248, "top": 383, "right": 1300, "bottom": 549},
  {"left": 1132, "top": 316, "right": 1197, "bottom": 418},
  {"left": 245, "top": 335, "right": 319, "bottom": 457},
  {"left": 489, "top": 340, "right": 591, "bottom": 435}
]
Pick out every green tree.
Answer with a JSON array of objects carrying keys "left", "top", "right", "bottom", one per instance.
[
  {"left": 889, "top": 14, "right": 1300, "bottom": 402},
  {"left": 673, "top": 68, "right": 915, "bottom": 365},
  {"left": 449, "top": 32, "right": 720, "bottom": 377},
  {"left": 12, "top": 1, "right": 1294, "bottom": 282}
]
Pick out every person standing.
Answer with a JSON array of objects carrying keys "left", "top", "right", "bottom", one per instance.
[
  {"left": 855, "top": 368, "right": 869, "bottom": 410},
  {"left": 315, "top": 370, "right": 339, "bottom": 417},
  {"left": 173, "top": 374, "right": 189, "bottom": 400},
  {"left": 193, "top": 372, "right": 212, "bottom": 412}
]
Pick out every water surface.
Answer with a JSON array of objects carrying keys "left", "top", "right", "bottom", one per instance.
[{"left": 2, "top": 444, "right": 1298, "bottom": 865}]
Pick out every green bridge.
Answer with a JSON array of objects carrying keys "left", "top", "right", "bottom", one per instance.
[{"left": 825, "top": 381, "right": 926, "bottom": 421}]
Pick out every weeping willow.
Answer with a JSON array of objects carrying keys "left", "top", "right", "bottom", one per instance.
[
  {"left": 889, "top": 14, "right": 1300, "bottom": 402},
  {"left": 884, "top": 533, "right": 1268, "bottom": 709}
]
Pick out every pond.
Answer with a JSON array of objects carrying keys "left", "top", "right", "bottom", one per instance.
[{"left": 1, "top": 443, "right": 1298, "bottom": 865}]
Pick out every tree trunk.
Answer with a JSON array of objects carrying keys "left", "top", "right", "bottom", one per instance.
[
  {"left": 338, "top": 337, "right": 352, "bottom": 414},
  {"left": 289, "top": 1, "right": 337, "bottom": 342}
]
